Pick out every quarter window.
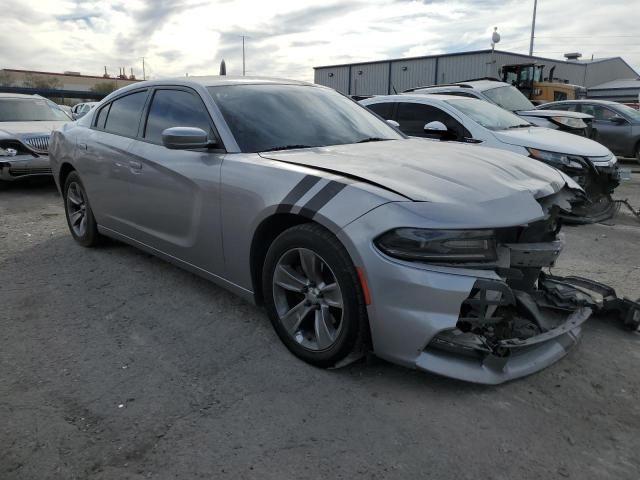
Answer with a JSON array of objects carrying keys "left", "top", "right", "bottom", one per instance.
[
  {"left": 95, "top": 104, "right": 110, "bottom": 129},
  {"left": 144, "top": 89, "right": 213, "bottom": 144},
  {"left": 103, "top": 91, "right": 147, "bottom": 137}
]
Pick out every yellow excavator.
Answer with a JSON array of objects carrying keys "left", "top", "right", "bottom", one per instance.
[{"left": 500, "top": 63, "right": 586, "bottom": 105}]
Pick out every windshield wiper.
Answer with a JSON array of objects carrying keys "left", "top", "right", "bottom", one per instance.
[
  {"left": 356, "top": 137, "right": 389, "bottom": 143},
  {"left": 260, "top": 144, "right": 314, "bottom": 152}
]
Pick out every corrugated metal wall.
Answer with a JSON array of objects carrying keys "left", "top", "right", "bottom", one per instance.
[
  {"left": 350, "top": 62, "right": 390, "bottom": 96},
  {"left": 314, "top": 52, "right": 637, "bottom": 94},
  {"left": 313, "top": 66, "right": 350, "bottom": 94},
  {"left": 584, "top": 60, "right": 638, "bottom": 88},
  {"left": 389, "top": 58, "right": 437, "bottom": 93}
]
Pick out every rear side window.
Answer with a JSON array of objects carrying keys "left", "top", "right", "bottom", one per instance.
[
  {"left": 581, "top": 105, "right": 616, "bottom": 121},
  {"left": 366, "top": 102, "right": 394, "bottom": 119},
  {"left": 144, "top": 89, "right": 213, "bottom": 144},
  {"left": 95, "top": 104, "right": 110, "bottom": 129},
  {"left": 104, "top": 91, "right": 147, "bottom": 137},
  {"left": 396, "top": 102, "right": 469, "bottom": 140}
]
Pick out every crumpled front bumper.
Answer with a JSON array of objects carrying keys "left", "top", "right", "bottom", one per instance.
[
  {"left": 0, "top": 154, "right": 51, "bottom": 181},
  {"left": 561, "top": 163, "right": 620, "bottom": 224}
]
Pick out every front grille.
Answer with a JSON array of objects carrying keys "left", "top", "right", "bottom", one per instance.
[
  {"left": 23, "top": 135, "right": 50, "bottom": 152},
  {"left": 8, "top": 167, "right": 52, "bottom": 177}
]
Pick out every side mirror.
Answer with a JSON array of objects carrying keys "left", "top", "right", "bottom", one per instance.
[
  {"left": 386, "top": 119, "right": 400, "bottom": 128},
  {"left": 424, "top": 121, "right": 448, "bottom": 133},
  {"left": 161, "top": 127, "right": 210, "bottom": 150},
  {"left": 610, "top": 115, "right": 627, "bottom": 125}
]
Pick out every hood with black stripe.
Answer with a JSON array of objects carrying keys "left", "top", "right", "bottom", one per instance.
[{"left": 259, "top": 138, "right": 573, "bottom": 204}]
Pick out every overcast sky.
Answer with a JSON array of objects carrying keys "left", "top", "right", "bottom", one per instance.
[{"left": 2, "top": 0, "right": 639, "bottom": 81}]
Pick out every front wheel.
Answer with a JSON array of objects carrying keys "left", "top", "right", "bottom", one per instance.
[
  {"left": 63, "top": 171, "right": 101, "bottom": 247},
  {"left": 262, "top": 224, "right": 367, "bottom": 368}
]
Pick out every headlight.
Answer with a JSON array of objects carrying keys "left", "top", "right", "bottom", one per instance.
[
  {"left": 375, "top": 229, "right": 497, "bottom": 263},
  {"left": 527, "top": 148, "right": 584, "bottom": 169},
  {"left": 550, "top": 116, "right": 587, "bottom": 130}
]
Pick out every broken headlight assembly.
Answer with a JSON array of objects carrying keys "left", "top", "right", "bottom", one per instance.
[
  {"left": 375, "top": 228, "right": 497, "bottom": 263},
  {"left": 527, "top": 148, "right": 585, "bottom": 170}
]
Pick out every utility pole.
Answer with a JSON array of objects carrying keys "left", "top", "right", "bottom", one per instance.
[
  {"left": 529, "top": 0, "right": 538, "bottom": 56},
  {"left": 241, "top": 36, "right": 246, "bottom": 76},
  {"left": 142, "top": 57, "right": 146, "bottom": 80}
]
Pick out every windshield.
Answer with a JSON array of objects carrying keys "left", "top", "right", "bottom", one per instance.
[
  {"left": 483, "top": 85, "right": 535, "bottom": 111},
  {"left": 207, "top": 84, "right": 403, "bottom": 153},
  {"left": 0, "top": 97, "right": 70, "bottom": 122},
  {"left": 446, "top": 98, "right": 531, "bottom": 131},
  {"left": 616, "top": 103, "right": 640, "bottom": 122}
]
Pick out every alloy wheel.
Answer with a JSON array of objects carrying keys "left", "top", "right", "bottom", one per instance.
[
  {"left": 66, "top": 182, "right": 88, "bottom": 237},
  {"left": 272, "top": 248, "right": 344, "bottom": 351}
]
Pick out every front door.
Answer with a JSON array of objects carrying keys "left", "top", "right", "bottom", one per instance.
[
  {"left": 121, "top": 88, "right": 225, "bottom": 275},
  {"left": 581, "top": 104, "right": 631, "bottom": 155}
]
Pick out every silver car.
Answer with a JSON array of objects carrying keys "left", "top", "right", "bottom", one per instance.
[
  {"left": 49, "top": 77, "right": 616, "bottom": 384},
  {"left": 0, "top": 93, "right": 70, "bottom": 182}
]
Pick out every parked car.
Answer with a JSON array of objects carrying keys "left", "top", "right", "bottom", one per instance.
[
  {"left": 361, "top": 94, "right": 620, "bottom": 223},
  {"left": 405, "top": 79, "right": 593, "bottom": 136},
  {"left": 49, "top": 77, "right": 621, "bottom": 384},
  {"left": 0, "top": 93, "right": 71, "bottom": 182},
  {"left": 537, "top": 99, "right": 640, "bottom": 161},
  {"left": 71, "top": 102, "right": 98, "bottom": 119}
]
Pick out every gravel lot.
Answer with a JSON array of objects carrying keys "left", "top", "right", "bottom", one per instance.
[{"left": 1, "top": 166, "right": 639, "bottom": 480}]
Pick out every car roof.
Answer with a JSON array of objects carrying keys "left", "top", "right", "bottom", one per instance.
[
  {"left": 546, "top": 99, "right": 619, "bottom": 106},
  {"left": 408, "top": 79, "right": 509, "bottom": 93},
  {"left": 130, "top": 75, "right": 313, "bottom": 89},
  {"left": 366, "top": 93, "right": 477, "bottom": 103},
  {"left": 0, "top": 92, "right": 41, "bottom": 99}
]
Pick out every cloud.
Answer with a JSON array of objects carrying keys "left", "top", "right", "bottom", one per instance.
[{"left": 0, "top": 0, "right": 637, "bottom": 82}]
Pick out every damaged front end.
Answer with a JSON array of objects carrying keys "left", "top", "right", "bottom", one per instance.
[
  {"left": 540, "top": 154, "right": 620, "bottom": 224},
  {"left": 418, "top": 189, "right": 639, "bottom": 384}
]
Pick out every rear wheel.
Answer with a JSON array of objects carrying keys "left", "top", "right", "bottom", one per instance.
[
  {"left": 63, "top": 171, "right": 101, "bottom": 247},
  {"left": 262, "top": 224, "right": 367, "bottom": 367}
]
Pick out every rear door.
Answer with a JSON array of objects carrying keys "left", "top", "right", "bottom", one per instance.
[
  {"left": 82, "top": 89, "right": 149, "bottom": 231},
  {"left": 579, "top": 104, "right": 631, "bottom": 154},
  {"left": 123, "top": 87, "right": 226, "bottom": 274}
]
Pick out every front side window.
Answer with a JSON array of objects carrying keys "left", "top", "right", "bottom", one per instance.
[
  {"left": 207, "top": 84, "right": 403, "bottom": 153},
  {"left": 581, "top": 104, "right": 616, "bottom": 121},
  {"left": 144, "top": 89, "right": 213, "bottom": 144},
  {"left": 483, "top": 85, "right": 535, "bottom": 111},
  {"left": 104, "top": 91, "right": 147, "bottom": 137},
  {"left": 0, "top": 97, "right": 70, "bottom": 122},
  {"left": 366, "top": 102, "right": 394, "bottom": 119},
  {"left": 446, "top": 98, "right": 531, "bottom": 131},
  {"left": 396, "top": 102, "right": 468, "bottom": 140}
]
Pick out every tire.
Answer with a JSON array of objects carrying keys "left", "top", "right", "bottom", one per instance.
[
  {"left": 262, "top": 223, "right": 367, "bottom": 368},
  {"left": 63, "top": 171, "right": 101, "bottom": 247},
  {"left": 635, "top": 142, "right": 640, "bottom": 165}
]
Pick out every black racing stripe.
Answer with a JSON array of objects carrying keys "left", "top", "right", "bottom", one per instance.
[
  {"left": 298, "top": 180, "right": 347, "bottom": 218},
  {"left": 276, "top": 175, "right": 321, "bottom": 214}
]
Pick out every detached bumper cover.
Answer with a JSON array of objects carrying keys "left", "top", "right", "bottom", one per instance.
[{"left": 415, "top": 273, "right": 639, "bottom": 384}]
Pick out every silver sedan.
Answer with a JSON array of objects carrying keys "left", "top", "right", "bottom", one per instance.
[{"left": 50, "top": 76, "right": 610, "bottom": 384}]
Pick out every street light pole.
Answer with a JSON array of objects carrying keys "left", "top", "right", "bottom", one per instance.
[
  {"left": 242, "top": 36, "right": 246, "bottom": 76},
  {"left": 529, "top": 0, "right": 538, "bottom": 56}
]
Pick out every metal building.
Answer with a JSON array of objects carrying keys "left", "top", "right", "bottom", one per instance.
[
  {"left": 314, "top": 49, "right": 638, "bottom": 97},
  {"left": 587, "top": 78, "right": 640, "bottom": 103}
]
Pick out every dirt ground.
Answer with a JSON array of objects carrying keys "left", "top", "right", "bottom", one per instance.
[{"left": 1, "top": 164, "right": 639, "bottom": 480}]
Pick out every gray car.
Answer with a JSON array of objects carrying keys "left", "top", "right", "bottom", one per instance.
[
  {"left": 537, "top": 99, "right": 640, "bottom": 161},
  {"left": 48, "top": 76, "right": 626, "bottom": 384}
]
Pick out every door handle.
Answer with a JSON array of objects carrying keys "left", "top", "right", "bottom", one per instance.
[
  {"left": 78, "top": 143, "right": 87, "bottom": 150},
  {"left": 129, "top": 161, "right": 142, "bottom": 170}
]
